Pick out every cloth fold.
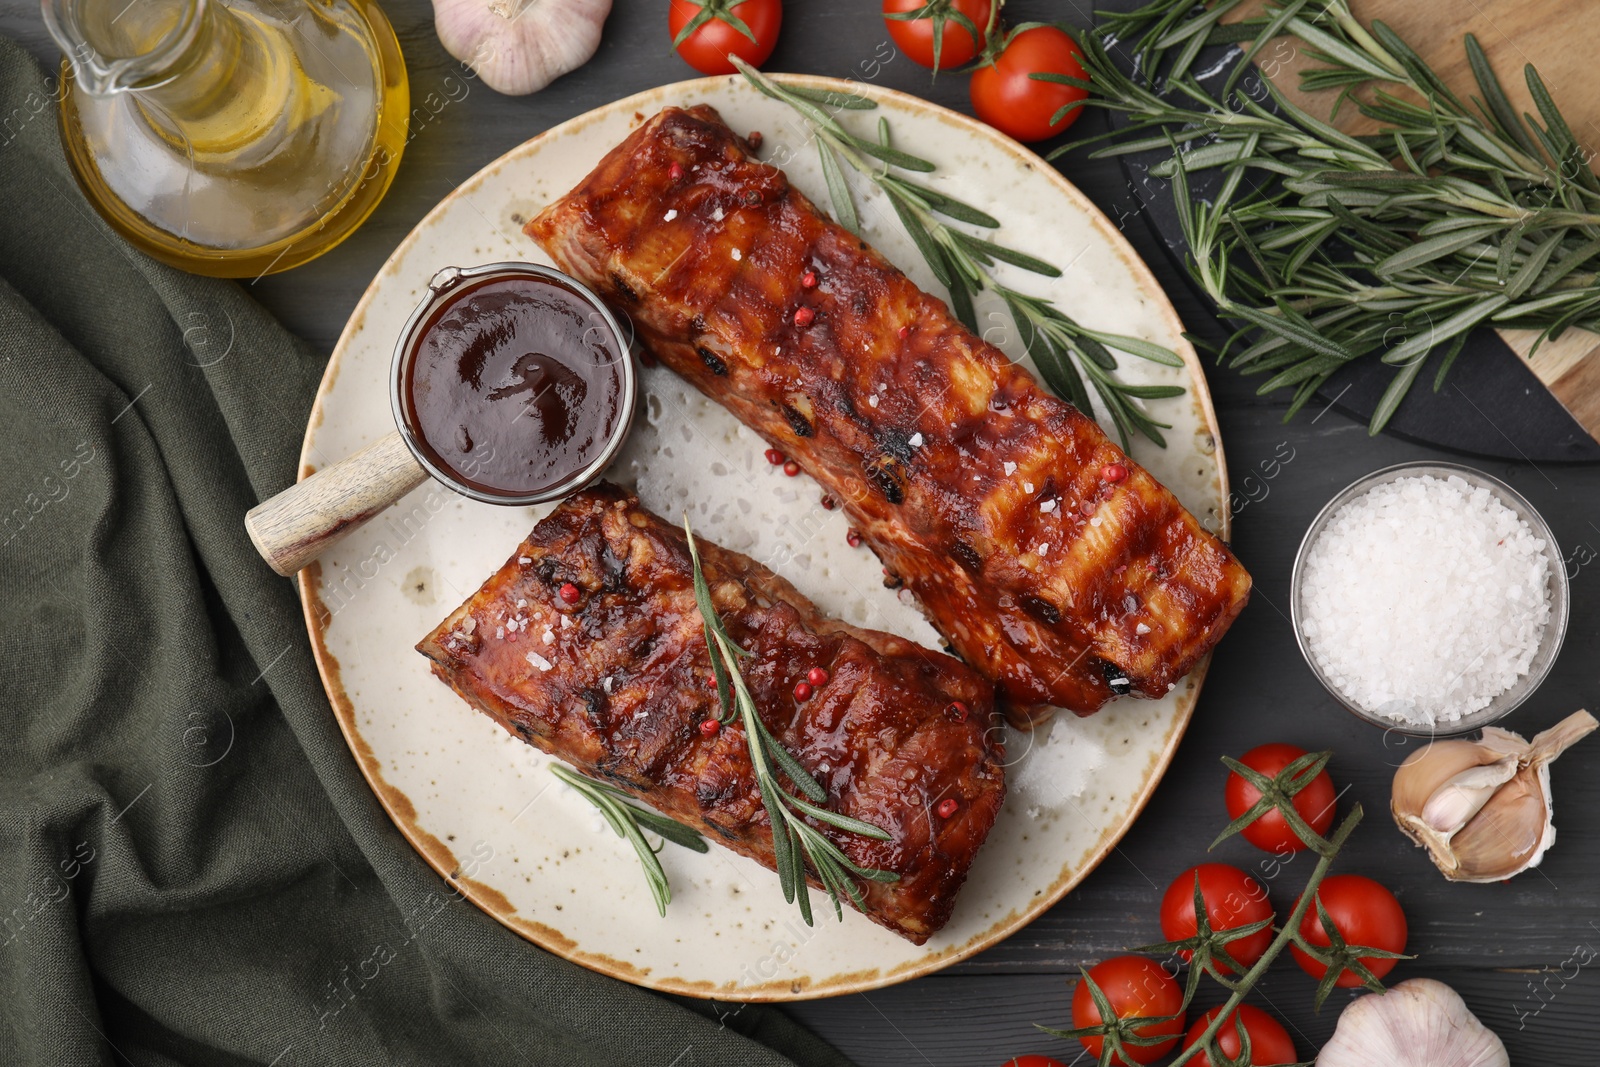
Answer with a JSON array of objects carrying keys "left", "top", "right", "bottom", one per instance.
[{"left": 0, "top": 36, "right": 851, "bottom": 1067}]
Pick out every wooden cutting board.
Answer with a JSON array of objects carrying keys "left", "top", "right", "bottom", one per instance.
[{"left": 1250, "top": 0, "right": 1600, "bottom": 442}]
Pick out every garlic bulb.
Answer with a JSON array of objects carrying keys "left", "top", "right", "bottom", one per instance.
[
  {"left": 1317, "top": 979, "right": 1507, "bottom": 1067},
  {"left": 1392, "top": 709, "right": 1595, "bottom": 882},
  {"left": 433, "top": 0, "right": 612, "bottom": 96}
]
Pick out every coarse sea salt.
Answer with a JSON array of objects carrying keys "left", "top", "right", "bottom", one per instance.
[{"left": 1298, "top": 474, "right": 1550, "bottom": 726}]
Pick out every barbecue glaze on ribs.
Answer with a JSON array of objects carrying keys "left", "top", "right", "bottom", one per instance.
[
  {"left": 417, "top": 484, "right": 1005, "bottom": 944},
  {"left": 526, "top": 105, "right": 1252, "bottom": 723}
]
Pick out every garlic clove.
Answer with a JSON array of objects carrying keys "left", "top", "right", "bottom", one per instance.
[
  {"left": 1446, "top": 766, "right": 1550, "bottom": 881},
  {"left": 1391, "top": 739, "right": 1503, "bottom": 822},
  {"left": 433, "top": 0, "right": 612, "bottom": 96},
  {"left": 1316, "top": 979, "right": 1507, "bottom": 1067},
  {"left": 1416, "top": 756, "right": 1517, "bottom": 833},
  {"left": 1392, "top": 709, "right": 1595, "bottom": 883}
]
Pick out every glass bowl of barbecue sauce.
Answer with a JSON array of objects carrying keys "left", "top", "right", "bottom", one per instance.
[{"left": 393, "top": 263, "right": 635, "bottom": 504}]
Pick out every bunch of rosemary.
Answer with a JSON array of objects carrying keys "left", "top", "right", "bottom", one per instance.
[
  {"left": 1052, "top": 0, "right": 1600, "bottom": 432},
  {"left": 731, "top": 57, "right": 1187, "bottom": 449}
]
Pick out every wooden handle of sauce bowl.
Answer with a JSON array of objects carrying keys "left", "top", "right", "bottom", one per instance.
[{"left": 245, "top": 430, "right": 431, "bottom": 576}]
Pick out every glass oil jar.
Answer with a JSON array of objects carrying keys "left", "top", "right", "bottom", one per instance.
[{"left": 43, "top": 0, "right": 409, "bottom": 277}]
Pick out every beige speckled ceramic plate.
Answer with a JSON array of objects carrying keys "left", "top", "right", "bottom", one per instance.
[{"left": 297, "top": 75, "right": 1232, "bottom": 1001}]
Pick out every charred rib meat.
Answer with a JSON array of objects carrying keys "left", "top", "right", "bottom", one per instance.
[{"left": 417, "top": 484, "right": 1005, "bottom": 944}]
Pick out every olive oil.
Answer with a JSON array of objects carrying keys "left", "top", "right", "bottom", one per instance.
[{"left": 46, "top": 0, "right": 408, "bottom": 277}]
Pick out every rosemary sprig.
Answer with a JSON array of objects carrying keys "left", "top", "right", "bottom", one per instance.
[
  {"left": 731, "top": 57, "right": 1185, "bottom": 449},
  {"left": 1055, "top": 0, "right": 1600, "bottom": 433},
  {"left": 1037, "top": 752, "right": 1410, "bottom": 1066},
  {"left": 683, "top": 518, "right": 899, "bottom": 925},
  {"left": 549, "top": 763, "right": 708, "bottom": 917}
]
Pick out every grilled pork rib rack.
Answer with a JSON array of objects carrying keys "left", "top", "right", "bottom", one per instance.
[
  {"left": 417, "top": 484, "right": 1005, "bottom": 944},
  {"left": 526, "top": 105, "right": 1251, "bottom": 724}
]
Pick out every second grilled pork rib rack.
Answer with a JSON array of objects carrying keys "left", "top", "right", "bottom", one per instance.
[{"left": 418, "top": 484, "right": 1005, "bottom": 943}]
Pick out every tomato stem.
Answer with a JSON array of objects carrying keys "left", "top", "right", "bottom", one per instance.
[
  {"left": 1162, "top": 804, "right": 1363, "bottom": 1067},
  {"left": 671, "top": 0, "right": 759, "bottom": 49}
]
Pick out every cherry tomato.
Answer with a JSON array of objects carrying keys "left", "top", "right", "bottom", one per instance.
[
  {"left": 1181, "top": 1006, "right": 1297, "bottom": 1066},
  {"left": 669, "top": 0, "right": 782, "bottom": 76},
  {"left": 999, "top": 1058, "right": 1068, "bottom": 1067},
  {"left": 1224, "top": 742, "right": 1337, "bottom": 853},
  {"left": 969, "top": 26, "right": 1088, "bottom": 143},
  {"left": 1159, "top": 864, "right": 1275, "bottom": 973},
  {"left": 883, "top": 0, "right": 994, "bottom": 70},
  {"left": 1290, "top": 874, "right": 1407, "bottom": 987},
  {"left": 1070, "top": 956, "right": 1185, "bottom": 1066}
]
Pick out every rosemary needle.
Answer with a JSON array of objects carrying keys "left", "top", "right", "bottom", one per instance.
[{"left": 549, "top": 763, "right": 707, "bottom": 917}]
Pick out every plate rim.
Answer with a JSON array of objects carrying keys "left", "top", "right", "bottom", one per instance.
[{"left": 295, "top": 72, "right": 1233, "bottom": 1001}]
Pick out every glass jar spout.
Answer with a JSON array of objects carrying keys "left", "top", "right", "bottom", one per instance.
[{"left": 42, "top": 0, "right": 208, "bottom": 96}]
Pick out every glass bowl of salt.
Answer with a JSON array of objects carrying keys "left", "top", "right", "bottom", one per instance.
[{"left": 1290, "top": 461, "right": 1569, "bottom": 737}]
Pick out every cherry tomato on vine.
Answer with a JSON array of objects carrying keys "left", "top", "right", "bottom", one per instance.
[
  {"left": 1070, "top": 956, "right": 1185, "bottom": 1066},
  {"left": 1181, "top": 1006, "right": 1297, "bottom": 1066},
  {"left": 883, "top": 0, "right": 994, "bottom": 71},
  {"left": 1289, "top": 874, "right": 1407, "bottom": 988},
  {"left": 1159, "top": 864, "right": 1275, "bottom": 973},
  {"left": 998, "top": 1057, "right": 1068, "bottom": 1067},
  {"left": 1224, "top": 742, "right": 1337, "bottom": 853},
  {"left": 969, "top": 25, "right": 1088, "bottom": 143},
  {"left": 669, "top": 0, "right": 782, "bottom": 76}
]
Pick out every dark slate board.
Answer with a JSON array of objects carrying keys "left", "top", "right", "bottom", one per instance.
[
  {"left": 1105, "top": 38, "right": 1600, "bottom": 463},
  {"left": 6, "top": 0, "right": 1598, "bottom": 1063}
]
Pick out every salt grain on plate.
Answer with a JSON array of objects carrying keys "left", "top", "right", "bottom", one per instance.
[
  {"left": 1298, "top": 474, "right": 1550, "bottom": 725},
  {"left": 525, "top": 651, "right": 553, "bottom": 672}
]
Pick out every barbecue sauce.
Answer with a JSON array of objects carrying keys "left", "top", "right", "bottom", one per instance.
[{"left": 399, "top": 271, "right": 628, "bottom": 499}]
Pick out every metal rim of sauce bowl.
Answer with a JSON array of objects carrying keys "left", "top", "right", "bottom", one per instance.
[
  {"left": 1289, "top": 460, "right": 1571, "bottom": 738},
  {"left": 389, "top": 261, "right": 637, "bottom": 506}
]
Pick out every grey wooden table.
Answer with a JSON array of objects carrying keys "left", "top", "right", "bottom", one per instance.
[{"left": 9, "top": 1, "right": 1598, "bottom": 1062}]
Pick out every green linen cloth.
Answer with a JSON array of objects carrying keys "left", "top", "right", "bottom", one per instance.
[{"left": 0, "top": 37, "right": 852, "bottom": 1067}]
